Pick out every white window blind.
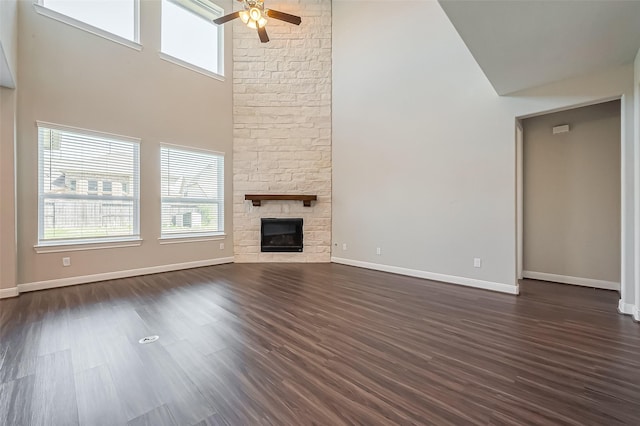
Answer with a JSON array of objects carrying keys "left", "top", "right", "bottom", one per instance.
[
  {"left": 161, "top": 0, "right": 223, "bottom": 76},
  {"left": 38, "top": 0, "right": 139, "bottom": 42},
  {"left": 38, "top": 123, "right": 140, "bottom": 244},
  {"left": 161, "top": 146, "right": 224, "bottom": 237}
]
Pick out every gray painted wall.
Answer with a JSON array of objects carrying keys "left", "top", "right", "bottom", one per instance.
[
  {"left": 0, "top": 0, "right": 18, "bottom": 291},
  {"left": 523, "top": 101, "right": 621, "bottom": 284},
  {"left": 0, "top": 0, "right": 18, "bottom": 87},
  {"left": 0, "top": 87, "right": 17, "bottom": 291},
  {"left": 15, "top": 0, "right": 234, "bottom": 285},
  {"left": 635, "top": 48, "right": 640, "bottom": 319},
  {"left": 332, "top": 1, "right": 636, "bottom": 303}
]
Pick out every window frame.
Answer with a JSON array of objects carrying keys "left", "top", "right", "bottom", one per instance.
[
  {"left": 159, "top": 0, "right": 225, "bottom": 80},
  {"left": 160, "top": 143, "right": 225, "bottom": 240},
  {"left": 36, "top": 121, "right": 141, "bottom": 249},
  {"left": 33, "top": 0, "right": 142, "bottom": 51},
  {"left": 87, "top": 180, "right": 99, "bottom": 194},
  {"left": 102, "top": 181, "right": 113, "bottom": 194}
]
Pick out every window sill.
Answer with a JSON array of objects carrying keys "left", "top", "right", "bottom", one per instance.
[
  {"left": 158, "top": 233, "right": 226, "bottom": 245},
  {"left": 158, "top": 52, "right": 224, "bottom": 81},
  {"left": 34, "top": 238, "right": 143, "bottom": 253},
  {"left": 34, "top": 4, "right": 142, "bottom": 52}
]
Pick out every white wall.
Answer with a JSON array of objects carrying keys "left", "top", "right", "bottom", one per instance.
[
  {"left": 523, "top": 101, "right": 621, "bottom": 287},
  {"left": 332, "top": 1, "right": 636, "bottom": 303},
  {"left": 15, "top": 0, "right": 234, "bottom": 287}
]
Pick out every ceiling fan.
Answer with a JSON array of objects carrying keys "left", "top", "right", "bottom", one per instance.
[{"left": 213, "top": 0, "right": 301, "bottom": 43}]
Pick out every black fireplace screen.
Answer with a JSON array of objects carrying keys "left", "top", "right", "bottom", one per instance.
[{"left": 261, "top": 218, "right": 303, "bottom": 252}]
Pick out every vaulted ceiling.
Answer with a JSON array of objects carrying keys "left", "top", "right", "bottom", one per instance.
[{"left": 439, "top": 0, "right": 640, "bottom": 95}]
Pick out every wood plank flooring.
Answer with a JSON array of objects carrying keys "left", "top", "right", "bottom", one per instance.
[{"left": 1, "top": 263, "right": 639, "bottom": 425}]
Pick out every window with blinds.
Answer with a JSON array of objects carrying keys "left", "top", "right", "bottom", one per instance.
[
  {"left": 161, "top": 146, "right": 224, "bottom": 237},
  {"left": 38, "top": 123, "right": 140, "bottom": 245}
]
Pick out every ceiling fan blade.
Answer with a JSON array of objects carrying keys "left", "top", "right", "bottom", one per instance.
[
  {"left": 266, "top": 9, "right": 301, "bottom": 26},
  {"left": 257, "top": 25, "right": 269, "bottom": 43},
  {"left": 213, "top": 11, "right": 241, "bottom": 25}
]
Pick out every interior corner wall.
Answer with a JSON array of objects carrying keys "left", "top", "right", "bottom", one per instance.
[
  {"left": 232, "top": 0, "right": 332, "bottom": 263},
  {"left": 332, "top": 1, "right": 635, "bottom": 299},
  {"left": 0, "top": 0, "right": 18, "bottom": 87},
  {"left": 0, "top": 0, "right": 18, "bottom": 294},
  {"left": 634, "top": 48, "right": 640, "bottom": 320},
  {"left": 15, "top": 0, "right": 234, "bottom": 286},
  {"left": 0, "top": 87, "right": 17, "bottom": 292},
  {"left": 522, "top": 101, "right": 621, "bottom": 286}
]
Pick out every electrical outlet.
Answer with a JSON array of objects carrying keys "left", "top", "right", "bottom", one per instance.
[
  {"left": 219, "top": 242, "right": 225, "bottom": 250},
  {"left": 474, "top": 258, "right": 482, "bottom": 268},
  {"left": 376, "top": 247, "right": 381, "bottom": 255},
  {"left": 342, "top": 243, "right": 347, "bottom": 251},
  {"left": 62, "top": 257, "right": 71, "bottom": 267}
]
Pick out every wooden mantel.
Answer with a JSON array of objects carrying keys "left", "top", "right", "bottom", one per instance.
[{"left": 245, "top": 194, "right": 317, "bottom": 207}]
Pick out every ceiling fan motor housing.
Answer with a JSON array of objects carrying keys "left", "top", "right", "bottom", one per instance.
[{"left": 215, "top": 0, "right": 301, "bottom": 43}]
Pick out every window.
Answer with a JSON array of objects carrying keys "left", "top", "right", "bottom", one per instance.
[
  {"left": 38, "top": 122, "right": 140, "bottom": 244},
  {"left": 35, "top": 0, "right": 139, "bottom": 48},
  {"left": 87, "top": 180, "right": 98, "bottom": 193},
  {"left": 161, "top": 145, "right": 224, "bottom": 237},
  {"left": 102, "top": 181, "right": 113, "bottom": 194},
  {"left": 161, "top": 0, "right": 224, "bottom": 77}
]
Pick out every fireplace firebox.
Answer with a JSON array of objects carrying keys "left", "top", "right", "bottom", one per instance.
[{"left": 261, "top": 218, "right": 303, "bottom": 252}]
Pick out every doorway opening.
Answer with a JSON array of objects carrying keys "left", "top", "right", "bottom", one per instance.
[{"left": 516, "top": 100, "right": 622, "bottom": 295}]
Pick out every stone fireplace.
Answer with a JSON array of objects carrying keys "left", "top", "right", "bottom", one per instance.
[{"left": 232, "top": 0, "right": 332, "bottom": 263}]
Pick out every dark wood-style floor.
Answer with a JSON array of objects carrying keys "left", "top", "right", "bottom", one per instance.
[{"left": 1, "top": 263, "right": 639, "bottom": 425}]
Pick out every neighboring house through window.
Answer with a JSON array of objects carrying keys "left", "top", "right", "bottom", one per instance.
[
  {"left": 160, "top": 145, "right": 224, "bottom": 237},
  {"left": 38, "top": 122, "right": 140, "bottom": 244}
]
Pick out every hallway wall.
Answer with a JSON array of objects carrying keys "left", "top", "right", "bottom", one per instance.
[{"left": 523, "top": 100, "right": 621, "bottom": 288}]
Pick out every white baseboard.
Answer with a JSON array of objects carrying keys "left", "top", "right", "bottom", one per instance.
[
  {"left": 619, "top": 301, "right": 640, "bottom": 322},
  {"left": 0, "top": 287, "right": 19, "bottom": 299},
  {"left": 17, "top": 257, "right": 235, "bottom": 294},
  {"left": 331, "top": 257, "right": 519, "bottom": 295},
  {"left": 522, "top": 270, "right": 619, "bottom": 291},
  {"left": 618, "top": 299, "right": 635, "bottom": 315}
]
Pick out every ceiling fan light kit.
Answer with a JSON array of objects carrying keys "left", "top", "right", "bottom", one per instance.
[{"left": 213, "top": 0, "right": 302, "bottom": 43}]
